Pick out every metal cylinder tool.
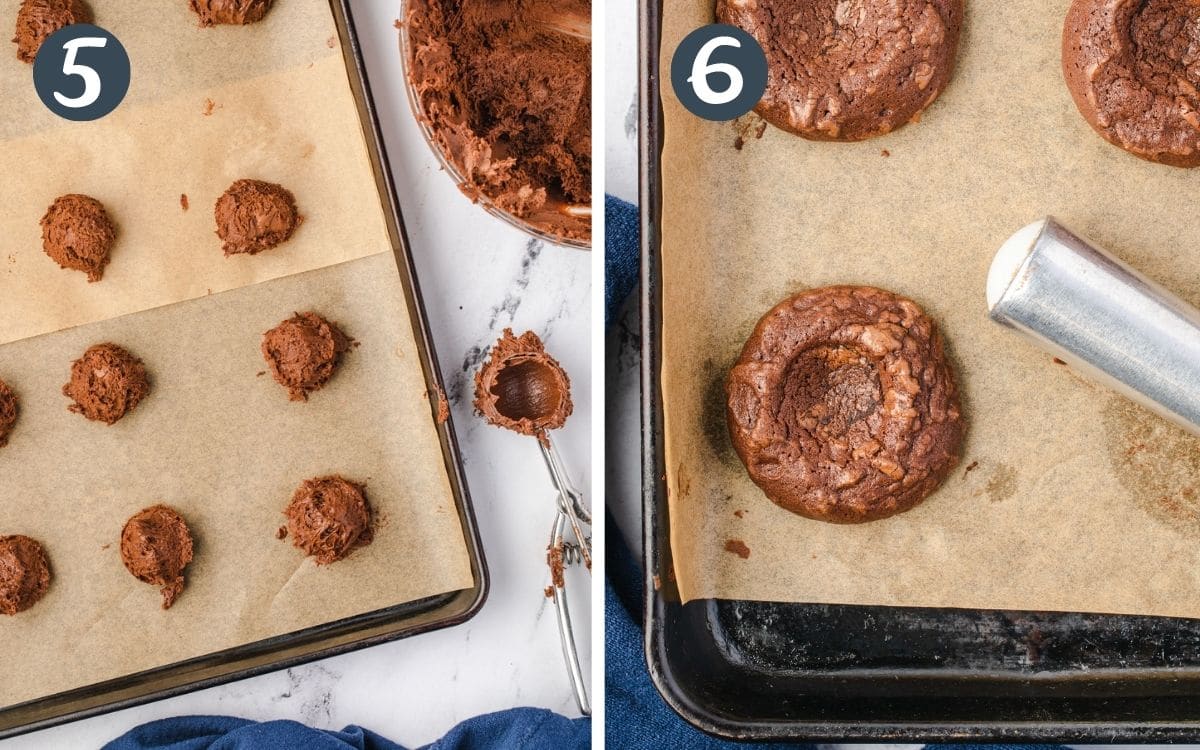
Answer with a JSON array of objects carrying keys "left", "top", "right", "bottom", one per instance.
[{"left": 988, "top": 217, "right": 1200, "bottom": 437}]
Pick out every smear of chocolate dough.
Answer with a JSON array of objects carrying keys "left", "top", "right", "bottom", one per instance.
[
  {"left": 214, "top": 179, "right": 300, "bottom": 256},
  {"left": 0, "top": 379, "right": 18, "bottom": 449},
  {"left": 121, "top": 505, "right": 194, "bottom": 610},
  {"left": 284, "top": 476, "right": 373, "bottom": 564},
  {"left": 40, "top": 194, "right": 116, "bottom": 282},
  {"left": 405, "top": 0, "right": 591, "bottom": 242},
  {"left": 0, "top": 535, "right": 51, "bottom": 616},
  {"left": 13, "top": 0, "right": 90, "bottom": 63},
  {"left": 474, "top": 328, "right": 572, "bottom": 443},
  {"left": 261, "top": 312, "right": 352, "bottom": 401},
  {"left": 63, "top": 343, "right": 151, "bottom": 424},
  {"left": 189, "top": 0, "right": 273, "bottom": 26}
]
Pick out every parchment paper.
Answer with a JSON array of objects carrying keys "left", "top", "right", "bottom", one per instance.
[
  {"left": 660, "top": 0, "right": 1200, "bottom": 617},
  {"left": 0, "top": 253, "right": 474, "bottom": 708},
  {"left": 0, "top": 0, "right": 386, "bottom": 346},
  {"left": 0, "top": 0, "right": 473, "bottom": 708}
]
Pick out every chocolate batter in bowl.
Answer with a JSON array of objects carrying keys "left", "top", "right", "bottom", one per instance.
[
  {"left": 401, "top": 0, "right": 592, "bottom": 248},
  {"left": 726, "top": 286, "right": 965, "bottom": 523}
]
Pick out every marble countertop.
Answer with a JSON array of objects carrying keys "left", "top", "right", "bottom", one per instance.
[{"left": 2, "top": 2, "right": 591, "bottom": 747}]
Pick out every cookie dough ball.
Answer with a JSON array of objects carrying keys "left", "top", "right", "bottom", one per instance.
[
  {"left": 189, "top": 0, "right": 273, "bottom": 26},
  {"left": 40, "top": 194, "right": 116, "bottom": 283},
  {"left": 1063, "top": 0, "right": 1200, "bottom": 167},
  {"left": 726, "top": 286, "right": 965, "bottom": 523},
  {"left": 473, "top": 329, "right": 573, "bottom": 442},
  {"left": 0, "top": 379, "right": 18, "bottom": 449},
  {"left": 63, "top": 343, "right": 151, "bottom": 424},
  {"left": 214, "top": 179, "right": 299, "bottom": 256},
  {"left": 284, "top": 476, "right": 373, "bottom": 564},
  {"left": 261, "top": 312, "right": 351, "bottom": 401},
  {"left": 13, "top": 0, "right": 91, "bottom": 63},
  {"left": 0, "top": 535, "right": 51, "bottom": 616},
  {"left": 121, "top": 505, "right": 194, "bottom": 610},
  {"left": 715, "top": 0, "right": 963, "bottom": 141}
]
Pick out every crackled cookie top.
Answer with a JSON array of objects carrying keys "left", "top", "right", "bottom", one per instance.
[
  {"left": 716, "top": 0, "right": 963, "bottom": 141},
  {"left": 1064, "top": 0, "right": 1200, "bottom": 167},
  {"left": 726, "top": 286, "right": 965, "bottom": 523}
]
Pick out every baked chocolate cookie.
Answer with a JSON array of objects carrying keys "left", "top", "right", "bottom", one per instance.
[
  {"left": 1063, "top": 0, "right": 1200, "bottom": 167},
  {"left": 715, "top": 0, "right": 963, "bottom": 141},
  {"left": 63, "top": 343, "right": 151, "bottom": 424},
  {"left": 726, "top": 286, "right": 964, "bottom": 523},
  {"left": 0, "top": 535, "right": 51, "bottom": 616}
]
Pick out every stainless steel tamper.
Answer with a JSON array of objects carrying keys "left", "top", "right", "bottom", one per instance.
[{"left": 987, "top": 217, "right": 1200, "bottom": 437}]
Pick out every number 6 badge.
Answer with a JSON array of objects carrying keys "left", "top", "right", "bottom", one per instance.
[
  {"left": 670, "top": 24, "right": 767, "bottom": 122},
  {"left": 33, "top": 24, "right": 130, "bottom": 122}
]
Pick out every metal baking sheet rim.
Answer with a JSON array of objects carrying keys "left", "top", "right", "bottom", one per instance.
[
  {"left": 0, "top": 0, "right": 489, "bottom": 739},
  {"left": 638, "top": 0, "right": 1200, "bottom": 742}
]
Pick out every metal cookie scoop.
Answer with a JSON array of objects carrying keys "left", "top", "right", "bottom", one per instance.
[
  {"left": 988, "top": 217, "right": 1200, "bottom": 437},
  {"left": 474, "top": 329, "right": 592, "bottom": 714}
]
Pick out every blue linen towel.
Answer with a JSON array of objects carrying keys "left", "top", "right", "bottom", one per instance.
[{"left": 103, "top": 708, "right": 587, "bottom": 749}]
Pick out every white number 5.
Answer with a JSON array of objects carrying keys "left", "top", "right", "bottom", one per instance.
[
  {"left": 54, "top": 37, "right": 107, "bottom": 109},
  {"left": 687, "top": 36, "right": 744, "bottom": 106}
]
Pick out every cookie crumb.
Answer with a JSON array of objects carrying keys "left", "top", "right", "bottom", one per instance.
[
  {"left": 202, "top": 98, "right": 217, "bottom": 116},
  {"left": 724, "top": 539, "right": 751, "bottom": 559},
  {"left": 544, "top": 586, "right": 554, "bottom": 598},
  {"left": 180, "top": 194, "right": 189, "bottom": 211},
  {"left": 963, "top": 460, "right": 980, "bottom": 478},
  {"left": 881, "top": 149, "right": 891, "bottom": 157},
  {"left": 733, "top": 509, "right": 745, "bottom": 518},
  {"left": 275, "top": 526, "right": 288, "bottom": 540}
]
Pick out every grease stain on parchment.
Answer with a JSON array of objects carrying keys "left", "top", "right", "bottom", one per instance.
[
  {"left": 985, "top": 463, "right": 1018, "bottom": 503},
  {"left": 701, "top": 357, "right": 739, "bottom": 467},
  {"left": 1105, "top": 399, "right": 1200, "bottom": 535}
]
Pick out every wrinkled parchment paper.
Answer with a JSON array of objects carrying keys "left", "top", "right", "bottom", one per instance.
[
  {"left": 660, "top": 0, "right": 1200, "bottom": 616},
  {"left": 0, "top": 254, "right": 474, "bottom": 708},
  {"left": 0, "top": 0, "right": 385, "bottom": 346},
  {"left": 0, "top": 1, "right": 473, "bottom": 708}
]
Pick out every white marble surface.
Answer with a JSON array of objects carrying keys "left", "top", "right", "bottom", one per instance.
[{"left": 1, "top": 2, "right": 591, "bottom": 747}]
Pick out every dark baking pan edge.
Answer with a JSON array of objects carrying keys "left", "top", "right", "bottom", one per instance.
[
  {"left": 638, "top": 0, "right": 1200, "bottom": 742},
  {"left": 0, "top": 0, "right": 489, "bottom": 739}
]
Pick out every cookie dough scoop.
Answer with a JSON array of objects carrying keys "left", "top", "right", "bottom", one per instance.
[
  {"left": 989, "top": 218, "right": 1200, "bottom": 437},
  {"left": 121, "top": 505, "right": 194, "bottom": 610}
]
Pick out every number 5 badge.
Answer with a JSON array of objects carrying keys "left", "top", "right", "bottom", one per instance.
[{"left": 33, "top": 24, "right": 130, "bottom": 122}]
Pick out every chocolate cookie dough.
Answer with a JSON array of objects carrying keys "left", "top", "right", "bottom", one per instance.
[
  {"left": 40, "top": 194, "right": 116, "bottom": 282},
  {"left": 0, "top": 379, "right": 17, "bottom": 449},
  {"left": 121, "top": 505, "right": 194, "bottom": 610},
  {"left": 474, "top": 328, "right": 572, "bottom": 443},
  {"left": 214, "top": 179, "right": 299, "bottom": 256},
  {"left": 13, "top": 0, "right": 90, "bottom": 63},
  {"left": 1063, "top": 0, "right": 1200, "bottom": 167},
  {"left": 0, "top": 535, "right": 50, "bottom": 616},
  {"left": 405, "top": 0, "right": 591, "bottom": 242},
  {"left": 715, "top": 0, "right": 963, "bottom": 141},
  {"left": 63, "top": 343, "right": 151, "bottom": 424},
  {"left": 261, "top": 312, "right": 351, "bottom": 401},
  {"left": 284, "top": 476, "right": 373, "bottom": 565},
  {"left": 189, "top": 0, "right": 273, "bottom": 26},
  {"left": 726, "top": 286, "right": 964, "bottom": 523}
]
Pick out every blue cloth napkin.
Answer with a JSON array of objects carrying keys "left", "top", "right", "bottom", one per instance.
[
  {"left": 605, "top": 196, "right": 640, "bottom": 327},
  {"left": 104, "top": 708, "right": 587, "bottom": 750}
]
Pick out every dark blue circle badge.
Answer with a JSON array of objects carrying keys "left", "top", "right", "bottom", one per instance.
[
  {"left": 669, "top": 24, "right": 767, "bottom": 122},
  {"left": 33, "top": 24, "right": 130, "bottom": 122}
]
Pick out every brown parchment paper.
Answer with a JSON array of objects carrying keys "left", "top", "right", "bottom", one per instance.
[
  {"left": 0, "top": 253, "right": 475, "bottom": 708},
  {"left": 0, "top": 0, "right": 386, "bottom": 346},
  {"left": 660, "top": 0, "right": 1200, "bottom": 616}
]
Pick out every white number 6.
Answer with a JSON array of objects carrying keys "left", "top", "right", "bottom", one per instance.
[
  {"left": 687, "top": 36, "right": 744, "bottom": 106},
  {"left": 54, "top": 37, "right": 107, "bottom": 109}
]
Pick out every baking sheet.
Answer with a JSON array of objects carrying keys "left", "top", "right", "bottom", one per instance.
[
  {"left": 0, "top": 0, "right": 386, "bottom": 346},
  {"left": 0, "top": 252, "right": 475, "bottom": 708},
  {"left": 660, "top": 0, "right": 1200, "bottom": 616}
]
